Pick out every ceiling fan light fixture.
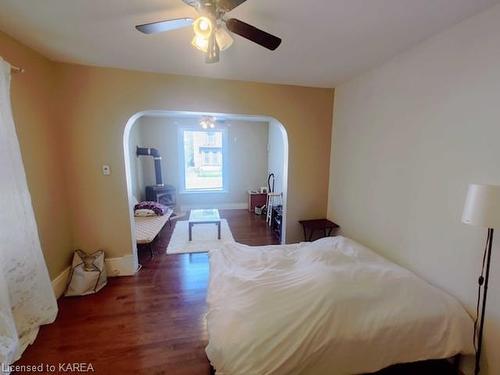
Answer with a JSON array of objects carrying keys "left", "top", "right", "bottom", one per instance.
[
  {"left": 191, "top": 35, "right": 209, "bottom": 52},
  {"left": 193, "top": 16, "right": 213, "bottom": 38},
  {"left": 205, "top": 32, "right": 220, "bottom": 63},
  {"left": 215, "top": 26, "right": 234, "bottom": 51},
  {"left": 200, "top": 116, "right": 216, "bottom": 129},
  {"left": 135, "top": 0, "right": 282, "bottom": 64}
]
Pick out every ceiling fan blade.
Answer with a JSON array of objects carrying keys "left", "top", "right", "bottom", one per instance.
[
  {"left": 225, "top": 18, "right": 281, "bottom": 50},
  {"left": 136, "top": 18, "right": 194, "bottom": 34},
  {"left": 217, "top": 0, "right": 248, "bottom": 12}
]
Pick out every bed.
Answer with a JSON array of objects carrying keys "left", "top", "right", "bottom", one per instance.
[{"left": 205, "top": 236, "right": 474, "bottom": 375}]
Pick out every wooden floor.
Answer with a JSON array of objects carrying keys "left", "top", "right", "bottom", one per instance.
[
  {"left": 16, "top": 209, "right": 457, "bottom": 374},
  {"left": 16, "top": 210, "right": 278, "bottom": 374}
]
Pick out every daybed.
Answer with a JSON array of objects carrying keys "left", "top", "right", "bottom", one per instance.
[{"left": 135, "top": 209, "right": 173, "bottom": 257}]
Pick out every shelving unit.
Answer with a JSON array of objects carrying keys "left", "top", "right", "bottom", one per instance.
[{"left": 270, "top": 205, "right": 282, "bottom": 242}]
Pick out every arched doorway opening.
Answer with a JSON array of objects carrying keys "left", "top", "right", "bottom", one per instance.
[{"left": 123, "top": 110, "right": 289, "bottom": 265}]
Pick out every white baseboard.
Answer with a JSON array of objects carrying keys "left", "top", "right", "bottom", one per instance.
[
  {"left": 180, "top": 202, "right": 247, "bottom": 211},
  {"left": 51, "top": 266, "right": 71, "bottom": 299},
  {"left": 51, "top": 254, "right": 139, "bottom": 298},
  {"left": 105, "top": 254, "right": 138, "bottom": 277}
]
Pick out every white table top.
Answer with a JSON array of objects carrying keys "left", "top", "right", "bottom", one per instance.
[{"left": 189, "top": 209, "right": 220, "bottom": 222}]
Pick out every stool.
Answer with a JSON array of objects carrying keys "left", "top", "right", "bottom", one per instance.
[{"left": 266, "top": 192, "right": 282, "bottom": 226}]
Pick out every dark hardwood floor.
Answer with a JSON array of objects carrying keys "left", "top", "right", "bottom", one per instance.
[
  {"left": 16, "top": 210, "right": 277, "bottom": 374},
  {"left": 16, "top": 210, "right": 458, "bottom": 374}
]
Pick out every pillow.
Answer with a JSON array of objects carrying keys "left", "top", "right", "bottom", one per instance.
[
  {"left": 134, "top": 209, "right": 156, "bottom": 217},
  {"left": 134, "top": 201, "right": 169, "bottom": 216}
]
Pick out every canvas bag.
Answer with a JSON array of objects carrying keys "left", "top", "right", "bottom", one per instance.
[{"left": 65, "top": 250, "right": 107, "bottom": 296}]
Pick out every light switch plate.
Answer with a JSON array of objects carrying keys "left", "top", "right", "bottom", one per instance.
[{"left": 102, "top": 165, "right": 111, "bottom": 175}]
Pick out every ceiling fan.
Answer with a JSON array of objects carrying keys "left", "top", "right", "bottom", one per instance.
[{"left": 135, "top": 0, "right": 282, "bottom": 63}]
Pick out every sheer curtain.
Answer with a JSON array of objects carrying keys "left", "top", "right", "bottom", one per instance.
[{"left": 0, "top": 58, "right": 57, "bottom": 368}]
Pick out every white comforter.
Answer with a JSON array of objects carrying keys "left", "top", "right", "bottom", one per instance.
[{"left": 205, "top": 236, "right": 473, "bottom": 375}]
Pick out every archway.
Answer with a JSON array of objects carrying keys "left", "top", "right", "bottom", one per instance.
[{"left": 123, "top": 110, "right": 289, "bottom": 266}]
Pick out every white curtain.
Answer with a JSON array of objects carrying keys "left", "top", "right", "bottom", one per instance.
[{"left": 0, "top": 58, "right": 57, "bottom": 368}]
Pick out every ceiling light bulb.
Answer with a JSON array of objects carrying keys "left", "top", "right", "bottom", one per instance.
[
  {"left": 209, "top": 122, "right": 215, "bottom": 128},
  {"left": 193, "top": 16, "right": 213, "bottom": 38},
  {"left": 199, "top": 19, "right": 210, "bottom": 31},
  {"left": 192, "top": 35, "right": 209, "bottom": 52}
]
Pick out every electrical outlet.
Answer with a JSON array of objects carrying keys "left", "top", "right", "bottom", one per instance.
[{"left": 102, "top": 165, "right": 111, "bottom": 176}]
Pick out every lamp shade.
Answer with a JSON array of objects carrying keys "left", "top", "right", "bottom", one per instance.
[{"left": 462, "top": 184, "right": 500, "bottom": 228}]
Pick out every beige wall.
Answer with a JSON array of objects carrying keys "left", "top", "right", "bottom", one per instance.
[
  {"left": 54, "top": 63, "right": 333, "bottom": 258},
  {"left": 1, "top": 29, "right": 333, "bottom": 277},
  {"left": 133, "top": 116, "right": 269, "bottom": 209},
  {"left": 0, "top": 31, "right": 72, "bottom": 279},
  {"left": 329, "top": 4, "right": 500, "bottom": 374}
]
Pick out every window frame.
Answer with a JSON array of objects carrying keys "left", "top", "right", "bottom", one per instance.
[{"left": 178, "top": 125, "right": 229, "bottom": 194}]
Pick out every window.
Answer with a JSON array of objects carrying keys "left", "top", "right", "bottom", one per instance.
[{"left": 180, "top": 129, "right": 227, "bottom": 192}]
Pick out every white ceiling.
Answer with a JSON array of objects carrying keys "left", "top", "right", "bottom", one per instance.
[{"left": 0, "top": 0, "right": 498, "bottom": 87}]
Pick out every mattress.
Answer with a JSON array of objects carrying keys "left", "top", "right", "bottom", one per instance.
[
  {"left": 205, "top": 236, "right": 474, "bottom": 375},
  {"left": 134, "top": 211, "right": 172, "bottom": 244}
]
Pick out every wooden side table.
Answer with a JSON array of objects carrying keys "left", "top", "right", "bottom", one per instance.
[
  {"left": 248, "top": 191, "right": 267, "bottom": 212},
  {"left": 299, "top": 219, "right": 340, "bottom": 242}
]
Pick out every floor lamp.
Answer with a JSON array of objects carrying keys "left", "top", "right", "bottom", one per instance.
[{"left": 462, "top": 184, "right": 500, "bottom": 375}]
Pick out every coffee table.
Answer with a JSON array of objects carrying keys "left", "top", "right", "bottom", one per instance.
[{"left": 188, "top": 209, "right": 221, "bottom": 241}]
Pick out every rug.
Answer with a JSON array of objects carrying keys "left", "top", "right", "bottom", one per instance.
[{"left": 166, "top": 219, "right": 235, "bottom": 254}]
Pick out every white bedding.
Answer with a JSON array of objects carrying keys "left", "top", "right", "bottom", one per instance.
[{"left": 205, "top": 236, "right": 473, "bottom": 375}]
